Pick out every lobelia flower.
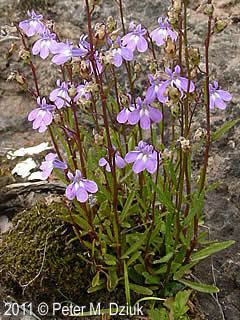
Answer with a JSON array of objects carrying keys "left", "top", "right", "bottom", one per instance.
[
  {"left": 110, "top": 37, "right": 134, "bottom": 67},
  {"left": 209, "top": 81, "right": 232, "bottom": 110},
  {"left": 49, "top": 80, "right": 71, "bottom": 108},
  {"left": 99, "top": 150, "right": 126, "bottom": 172},
  {"left": 150, "top": 17, "right": 177, "bottom": 46},
  {"left": 51, "top": 42, "right": 87, "bottom": 65},
  {"left": 32, "top": 29, "right": 58, "bottom": 59},
  {"left": 158, "top": 65, "right": 195, "bottom": 100},
  {"left": 28, "top": 97, "right": 56, "bottom": 132},
  {"left": 118, "top": 97, "right": 162, "bottom": 130},
  {"left": 125, "top": 141, "right": 158, "bottom": 174},
  {"left": 65, "top": 169, "right": 98, "bottom": 203},
  {"left": 145, "top": 74, "right": 168, "bottom": 104},
  {"left": 74, "top": 82, "right": 91, "bottom": 103},
  {"left": 40, "top": 153, "right": 67, "bottom": 179},
  {"left": 122, "top": 23, "right": 148, "bottom": 53},
  {"left": 19, "top": 10, "right": 45, "bottom": 37}
]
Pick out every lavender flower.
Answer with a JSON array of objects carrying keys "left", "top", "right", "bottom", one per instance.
[
  {"left": 51, "top": 42, "right": 87, "bottom": 65},
  {"left": 150, "top": 17, "right": 177, "bottom": 46},
  {"left": 158, "top": 65, "right": 195, "bottom": 100},
  {"left": 125, "top": 141, "right": 158, "bottom": 174},
  {"left": 40, "top": 153, "right": 67, "bottom": 179},
  {"left": 19, "top": 10, "right": 45, "bottom": 37},
  {"left": 49, "top": 80, "right": 71, "bottom": 109},
  {"left": 209, "top": 81, "right": 232, "bottom": 110},
  {"left": 65, "top": 170, "right": 98, "bottom": 203},
  {"left": 118, "top": 97, "right": 162, "bottom": 130},
  {"left": 99, "top": 151, "right": 126, "bottom": 172},
  {"left": 32, "top": 30, "right": 58, "bottom": 59},
  {"left": 122, "top": 23, "right": 148, "bottom": 53},
  {"left": 145, "top": 74, "right": 168, "bottom": 104},
  {"left": 28, "top": 97, "right": 55, "bottom": 132},
  {"left": 74, "top": 82, "right": 91, "bottom": 103},
  {"left": 116, "top": 102, "right": 139, "bottom": 124},
  {"left": 110, "top": 37, "right": 134, "bottom": 67}
]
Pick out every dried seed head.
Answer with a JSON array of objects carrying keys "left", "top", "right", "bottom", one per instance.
[
  {"left": 68, "top": 85, "right": 77, "bottom": 98},
  {"left": 194, "top": 128, "right": 207, "bottom": 141},
  {"left": 107, "top": 16, "right": 117, "bottom": 33},
  {"left": 189, "top": 47, "right": 200, "bottom": 66},
  {"left": 214, "top": 19, "right": 228, "bottom": 33},
  {"left": 204, "top": 4, "right": 214, "bottom": 17}
]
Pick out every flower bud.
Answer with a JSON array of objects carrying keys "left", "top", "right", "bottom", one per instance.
[
  {"left": 204, "top": 4, "right": 214, "bottom": 17},
  {"left": 214, "top": 19, "right": 228, "bottom": 33}
]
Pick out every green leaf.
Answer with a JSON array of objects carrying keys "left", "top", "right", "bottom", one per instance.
[
  {"left": 92, "top": 272, "right": 100, "bottom": 287},
  {"left": 124, "top": 261, "right": 131, "bottom": 305},
  {"left": 127, "top": 251, "right": 141, "bottom": 267},
  {"left": 179, "top": 279, "right": 219, "bottom": 293},
  {"left": 153, "top": 252, "right": 174, "bottom": 264},
  {"left": 212, "top": 118, "right": 240, "bottom": 141},
  {"left": 129, "top": 283, "right": 153, "bottom": 295},
  {"left": 121, "top": 232, "right": 148, "bottom": 259},
  {"left": 191, "top": 240, "right": 235, "bottom": 262},
  {"left": 120, "top": 190, "right": 136, "bottom": 223}
]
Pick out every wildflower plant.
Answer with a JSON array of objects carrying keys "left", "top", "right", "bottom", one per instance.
[{"left": 16, "top": 0, "right": 235, "bottom": 312}]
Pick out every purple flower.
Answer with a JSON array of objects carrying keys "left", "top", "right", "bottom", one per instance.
[
  {"left": 51, "top": 42, "right": 87, "bottom": 65},
  {"left": 65, "top": 170, "right": 98, "bottom": 203},
  {"left": 49, "top": 80, "right": 71, "bottom": 109},
  {"left": 28, "top": 97, "right": 55, "bottom": 132},
  {"left": 74, "top": 82, "right": 91, "bottom": 103},
  {"left": 111, "top": 37, "right": 134, "bottom": 67},
  {"left": 125, "top": 141, "right": 158, "bottom": 174},
  {"left": 209, "top": 81, "right": 232, "bottom": 110},
  {"left": 116, "top": 101, "right": 139, "bottom": 124},
  {"left": 145, "top": 74, "right": 168, "bottom": 104},
  {"left": 40, "top": 153, "right": 67, "bottom": 179},
  {"left": 118, "top": 97, "right": 162, "bottom": 130},
  {"left": 122, "top": 23, "right": 148, "bottom": 53},
  {"left": 32, "top": 30, "right": 58, "bottom": 59},
  {"left": 158, "top": 65, "right": 195, "bottom": 100},
  {"left": 99, "top": 150, "right": 126, "bottom": 172},
  {"left": 150, "top": 17, "right": 177, "bottom": 46},
  {"left": 19, "top": 10, "right": 45, "bottom": 37}
]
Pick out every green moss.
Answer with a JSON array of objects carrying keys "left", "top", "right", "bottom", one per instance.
[{"left": 0, "top": 202, "right": 90, "bottom": 303}]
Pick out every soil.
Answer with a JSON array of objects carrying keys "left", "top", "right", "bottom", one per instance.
[{"left": 0, "top": 0, "right": 240, "bottom": 319}]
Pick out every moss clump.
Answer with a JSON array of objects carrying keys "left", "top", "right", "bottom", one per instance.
[{"left": 0, "top": 201, "right": 90, "bottom": 304}]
